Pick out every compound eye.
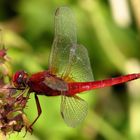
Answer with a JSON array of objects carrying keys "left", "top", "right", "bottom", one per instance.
[
  {"left": 17, "top": 74, "right": 23, "bottom": 84},
  {"left": 12, "top": 70, "right": 28, "bottom": 89}
]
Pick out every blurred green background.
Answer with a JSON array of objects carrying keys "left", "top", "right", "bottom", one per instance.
[{"left": 0, "top": 0, "right": 140, "bottom": 140}]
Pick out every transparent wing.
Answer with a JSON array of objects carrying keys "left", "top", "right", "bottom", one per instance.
[
  {"left": 60, "top": 94, "right": 88, "bottom": 127},
  {"left": 63, "top": 44, "right": 94, "bottom": 82},
  {"left": 59, "top": 45, "right": 93, "bottom": 127},
  {"left": 43, "top": 76, "right": 68, "bottom": 91},
  {"left": 49, "top": 7, "right": 93, "bottom": 82},
  {"left": 48, "top": 7, "right": 93, "bottom": 127},
  {"left": 49, "top": 7, "right": 77, "bottom": 76}
]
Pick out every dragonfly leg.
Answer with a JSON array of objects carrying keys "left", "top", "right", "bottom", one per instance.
[{"left": 28, "top": 94, "right": 42, "bottom": 131}]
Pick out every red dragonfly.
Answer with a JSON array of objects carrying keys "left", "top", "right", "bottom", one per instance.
[{"left": 12, "top": 7, "right": 140, "bottom": 128}]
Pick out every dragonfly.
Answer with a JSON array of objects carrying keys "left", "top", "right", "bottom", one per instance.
[{"left": 12, "top": 7, "right": 140, "bottom": 128}]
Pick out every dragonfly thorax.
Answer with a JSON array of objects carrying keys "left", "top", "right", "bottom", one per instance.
[{"left": 12, "top": 70, "right": 29, "bottom": 89}]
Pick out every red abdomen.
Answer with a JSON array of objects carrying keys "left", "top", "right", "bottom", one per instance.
[{"left": 68, "top": 73, "right": 140, "bottom": 96}]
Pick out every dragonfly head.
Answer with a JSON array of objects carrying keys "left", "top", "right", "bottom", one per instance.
[{"left": 12, "top": 70, "right": 29, "bottom": 89}]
